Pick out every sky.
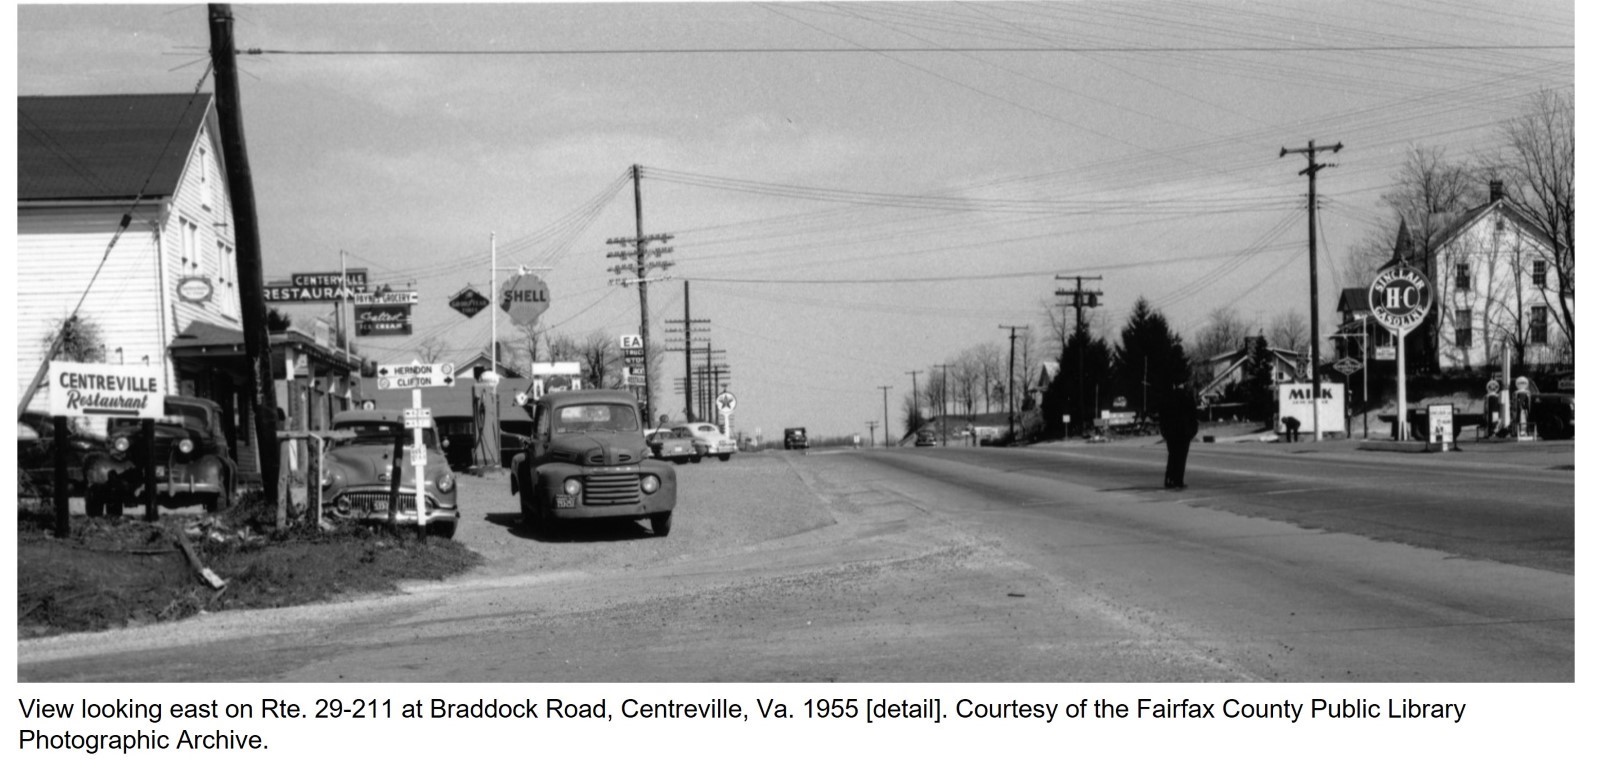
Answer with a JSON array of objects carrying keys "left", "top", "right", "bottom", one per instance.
[{"left": 14, "top": 1, "right": 1575, "bottom": 439}]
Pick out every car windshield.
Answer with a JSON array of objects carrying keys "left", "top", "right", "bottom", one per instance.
[
  {"left": 553, "top": 404, "right": 639, "bottom": 433},
  {"left": 109, "top": 402, "right": 210, "bottom": 434},
  {"left": 335, "top": 421, "right": 438, "bottom": 449}
]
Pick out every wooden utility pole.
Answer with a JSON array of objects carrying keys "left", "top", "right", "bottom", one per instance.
[
  {"left": 210, "top": 3, "right": 279, "bottom": 502},
  {"left": 664, "top": 282, "right": 709, "bottom": 421},
  {"left": 1280, "top": 140, "right": 1342, "bottom": 442},
  {"left": 1055, "top": 275, "right": 1102, "bottom": 437},
  {"left": 906, "top": 370, "right": 922, "bottom": 433},
  {"left": 878, "top": 385, "right": 893, "bottom": 446},
  {"left": 999, "top": 325, "right": 1029, "bottom": 442},
  {"left": 606, "top": 166, "right": 674, "bottom": 419},
  {"left": 933, "top": 363, "right": 953, "bottom": 445}
]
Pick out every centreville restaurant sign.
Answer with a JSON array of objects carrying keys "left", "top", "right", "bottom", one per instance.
[{"left": 48, "top": 361, "right": 165, "bottom": 419}]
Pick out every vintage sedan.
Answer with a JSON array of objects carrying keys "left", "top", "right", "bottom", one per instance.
[
  {"left": 17, "top": 411, "right": 105, "bottom": 497},
  {"left": 645, "top": 428, "right": 696, "bottom": 464},
  {"left": 672, "top": 421, "right": 738, "bottom": 462},
  {"left": 320, "top": 410, "right": 460, "bottom": 538},
  {"left": 511, "top": 390, "right": 677, "bottom": 536},
  {"left": 84, "top": 395, "right": 237, "bottom": 516}
]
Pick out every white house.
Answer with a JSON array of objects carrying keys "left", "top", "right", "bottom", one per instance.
[
  {"left": 18, "top": 93, "right": 243, "bottom": 414},
  {"left": 1425, "top": 181, "right": 1569, "bottom": 370}
]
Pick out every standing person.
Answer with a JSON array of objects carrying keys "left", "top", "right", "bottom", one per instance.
[{"left": 1160, "top": 384, "right": 1200, "bottom": 489}]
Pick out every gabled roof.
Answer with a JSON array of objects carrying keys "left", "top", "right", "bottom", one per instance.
[
  {"left": 18, "top": 93, "right": 212, "bottom": 202},
  {"left": 1337, "top": 288, "right": 1370, "bottom": 316},
  {"left": 1378, "top": 198, "right": 1557, "bottom": 271}
]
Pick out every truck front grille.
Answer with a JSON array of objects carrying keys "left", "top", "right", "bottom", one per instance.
[{"left": 582, "top": 473, "right": 641, "bottom": 506}]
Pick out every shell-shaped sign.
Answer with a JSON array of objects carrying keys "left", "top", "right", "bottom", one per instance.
[{"left": 500, "top": 273, "right": 550, "bottom": 326}]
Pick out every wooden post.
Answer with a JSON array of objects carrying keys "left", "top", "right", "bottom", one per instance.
[
  {"left": 386, "top": 432, "right": 404, "bottom": 528},
  {"left": 53, "top": 415, "right": 70, "bottom": 537},
  {"left": 141, "top": 419, "right": 159, "bottom": 521}
]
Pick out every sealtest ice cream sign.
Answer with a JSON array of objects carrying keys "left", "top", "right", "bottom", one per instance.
[{"left": 48, "top": 361, "right": 164, "bottom": 419}]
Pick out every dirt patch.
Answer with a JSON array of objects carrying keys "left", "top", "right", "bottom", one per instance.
[{"left": 16, "top": 491, "right": 481, "bottom": 639}]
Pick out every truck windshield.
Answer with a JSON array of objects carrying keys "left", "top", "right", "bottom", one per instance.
[{"left": 554, "top": 404, "right": 640, "bottom": 433}]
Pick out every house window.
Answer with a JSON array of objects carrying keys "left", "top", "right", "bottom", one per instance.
[
  {"left": 1455, "top": 262, "right": 1470, "bottom": 291},
  {"left": 179, "top": 217, "right": 199, "bottom": 268},
  {"left": 1531, "top": 307, "right": 1549, "bottom": 345},
  {"left": 1532, "top": 260, "right": 1547, "bottom": 288},
  {"left": 217, "top": 241, "right": 235, "bottom": 286},
  {"left": 1455, "top": 310, "right": 1472, "bottom": 348}
]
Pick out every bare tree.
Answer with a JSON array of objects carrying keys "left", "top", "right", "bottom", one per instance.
[
  {"left": 44, "top": 314, "right": 106, "bottom": 363},
  {"left": 1268, "top": 310, "right": 1309, "bottom": 354},
  {"left": 1344, "top": 145, "right": 1483, "bottom": 284},
  {"left": 1495, "top": 88, "right": 1575, "bottom": 349},
  {"left": 415, "top": 336, "right": 448, "bottom": 364},
  {"left": 974, "top": 341, "right": 1005, "bottom": 414},
  {"left": 576, "top": 329, "right": 618, "bottom": 389}
]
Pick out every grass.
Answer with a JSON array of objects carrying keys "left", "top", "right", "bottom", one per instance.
[{"left": 16, "top": 480, "right": 482, "bottom": 639}]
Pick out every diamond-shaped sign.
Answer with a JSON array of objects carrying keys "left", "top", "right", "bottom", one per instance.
[
  {"left": 1332, "top": 357, "right": 1362, "bottom": 376},
  {"left": 449, "top": 287, "right": 490, "bottom": 318}
]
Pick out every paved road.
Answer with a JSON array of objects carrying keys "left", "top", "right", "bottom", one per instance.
[{"left": 18, "top": 441, "right": 1573, "bottom": 682}]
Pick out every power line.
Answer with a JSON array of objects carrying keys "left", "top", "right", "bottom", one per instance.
[{"left": 225, "top": 44, "right": 1570, "bottom": 56}]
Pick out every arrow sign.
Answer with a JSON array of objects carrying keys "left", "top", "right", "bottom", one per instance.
[{"left": 375, "top": 361, "right": 457, "bottom": 389}]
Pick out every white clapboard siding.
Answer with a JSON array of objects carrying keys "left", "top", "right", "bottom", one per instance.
[{"left": 17, "top": 206, "right": 167, "bottom": 419}]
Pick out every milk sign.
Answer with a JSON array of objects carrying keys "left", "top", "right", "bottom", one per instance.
[{"left": 49, "top": 361, "right": 164, "bottom": 419}]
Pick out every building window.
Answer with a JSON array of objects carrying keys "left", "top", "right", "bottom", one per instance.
[
  {"left": 1455, "top": 310, "right": 1472, "bottom": 348},
  {"left": 1532, "top": 260, "right": 1547, "bottom": 288},
  {"left": 1531, "top": 306, "right": 1549, "bottom": 345},
  {"left": 179, "top": 217, "right": 199, "bottom": 268},
  {"left": 217, "top": 241, "right": 235, "bottom": 286},
  {"left": 1455, "top": 262, "right": 1470, "bottom": 291}
]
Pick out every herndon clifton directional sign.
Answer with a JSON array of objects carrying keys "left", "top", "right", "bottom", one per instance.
[{"left": 376, "top": 361, "right": 457, "bottom": 390}]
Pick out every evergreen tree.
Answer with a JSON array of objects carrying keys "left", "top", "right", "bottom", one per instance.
[
  {"left": 1041, "top": 326, "right": 1112, "bottom": 438},
  {"left": 1112, "top": 298, "right": 1192, "bottom": 419}
]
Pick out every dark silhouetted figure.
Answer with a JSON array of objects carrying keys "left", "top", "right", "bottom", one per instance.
[
  {"left": 1282, "top": 415, "right": 1301, "bottom": 442},
  {"left": 1160, "top": 385, "right": 1199, "bottom": 489}
]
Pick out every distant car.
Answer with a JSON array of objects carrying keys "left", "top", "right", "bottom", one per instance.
[
  {"left": 645, "top": 428, "right": 696, "bottom": 464},
  {"left": 783, "top": 427, "right": 809, "bottom": 450},
  {"left": 673, "top": 421, "right": 738, "bottom": 462},
  {"left": 320, "top": 410, "right": 460, "bottom": 538},
  {"left": 83, "top": 395, "right": 237, "bottom": 517},
  {"left": 511, "top": 390, "right": 677, "bottom": 536},
  {"left": 915, "top": 431, "right": 937, "bottom": 447},
  {"left": 17, "top": 411, "right": 105, "bottom": 497}
]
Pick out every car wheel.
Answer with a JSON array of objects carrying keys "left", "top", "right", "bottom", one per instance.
[
  {"left": 519, "top": 477, "right": 537, "bottom": 529},
  {"left": 718, "top": 453, "right": 731, "bottom": 462},
  {"left": 690, "top": 454, "right": 702, "bottom": 464},
  {"left": 650, "top": 512, "right": 672, "bottom": 537},
  {"left": 426, "top": 519, "right": 458, "bottom": 539},
  {"left": 85, "top": 489, "right": 105, "bottom": 518},
  {"left": 1538, "top": 414, "right": 1568, "bottom": 440}
]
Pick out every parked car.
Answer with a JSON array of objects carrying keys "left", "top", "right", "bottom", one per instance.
[
  {"left": 783, "top": 427, "right": 809, "bottom": 450},
  {"left": 1530, "top": 371, "right": 1575, "bottom": 440},
  {"left": 320, "top": 410, "right": 460, "bottom": 538},
  {"left": 673, "top": 421, "right": 738, "bottom": 462},
  {"left": 645, "top": 428, "right": 696, "bottom": 464},
  {"left": 511, "top": 390, "right": 677, "bottom": 535},
  {"left": 83, "top": 395, "right": 237, "bottom": 517},
  {"left": 17, "top": 411, "right": 105, "bottom": 497},
  {"left": 915, "top": 431, "right": 937, "bottom": 447}
]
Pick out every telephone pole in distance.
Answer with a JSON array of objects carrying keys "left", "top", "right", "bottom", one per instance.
[
  {"left": 1055, "top": 275, "right": 1103, "bottom": 437},
  {"left": 1280, "top": 140, "right": 1342, "bottom": 442}
]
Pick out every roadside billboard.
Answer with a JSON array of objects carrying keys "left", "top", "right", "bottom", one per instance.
[{"left": 1277, "top": 383, "right": 1346, "bottom": 437}]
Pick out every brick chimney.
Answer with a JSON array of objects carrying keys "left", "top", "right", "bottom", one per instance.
[{"left": 1489, "top": 179, "right": 1504, "bottom": 202}]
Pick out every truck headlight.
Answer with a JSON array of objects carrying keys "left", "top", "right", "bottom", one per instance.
[
  {"left": 640, "top": 475, "right": 660, "bottom": 494},
  {"left": 113, "top": 437, "right": 130, "bottom": 453},
  {"left": 563, "top": 479, "right": 582, "bottom": 496},
  {"left": 178, "top": 438, "right": 194, "bottom": 454}
]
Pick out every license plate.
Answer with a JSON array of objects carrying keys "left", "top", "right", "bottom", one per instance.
[
  {"left": 368, "top": 499, "right": 388, "bottom": 512},
  {"left": 554, "top": 495, "right": 577, "bottom": 509}
]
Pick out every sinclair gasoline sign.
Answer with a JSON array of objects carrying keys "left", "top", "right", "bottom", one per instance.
[
  {"left": 48, "top": 361, "right": 164, "bottom": 419},
  {"left": 1367, "top": 264, "right": 1434, "bottom": 333}
]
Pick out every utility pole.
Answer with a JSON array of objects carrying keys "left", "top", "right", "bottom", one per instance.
[
  {"left": 906, "top": 370, "right": 922, "bottom": 434},
  {"left": 664, "top": 281, "right": 708, "bottom": 421},
  {"left": 878, "top": 385, "right": 893, "bottom": 447},
  {"left": 1055, "top": 275, "right": 1103, "bottom": 437},
  {"left": 999, "top": 325, "right": 1029, "bottom": 442},
  {"left": 1280, "top": 139, "right": 1341, "bottom": 442},
  {"left": 866, "top": 420, "right": 878, "bottom": 448},
  {"left": 210, "top": 3, "right": 279, "bottom": 503},
  {"left": 933, "top": 363, "right": 952, "bottom": 445},
  {"left": 606, "top": 164, "right": 674, "bottom": 420}
]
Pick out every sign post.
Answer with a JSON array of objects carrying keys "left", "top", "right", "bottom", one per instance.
[
  {"left": 376, "top": 360, "right": 455, "bottom": 534},
  {"left": 1367, "top": 265, "right": 1434, "bottom": 441},
  {"left": 716, "top": 391, "right": 737, "bottom": 436}
]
